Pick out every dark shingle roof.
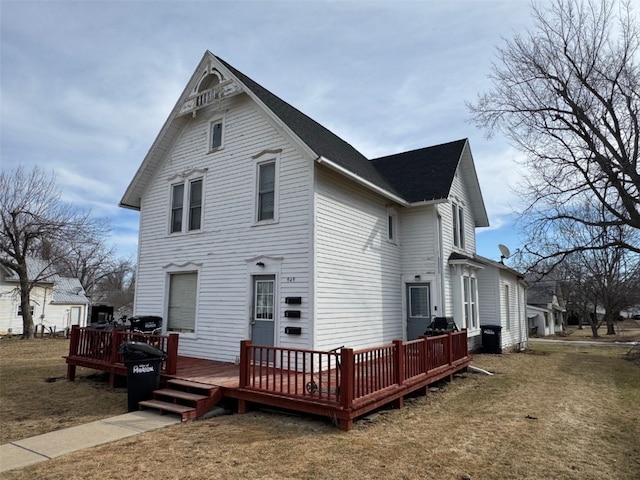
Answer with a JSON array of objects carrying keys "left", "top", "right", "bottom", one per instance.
[
  {"left": 371, "top": 140, "right": 466, "bottom": 203},
  {"left": 217, "top": 57, "right": 403, "bottom": 198}
]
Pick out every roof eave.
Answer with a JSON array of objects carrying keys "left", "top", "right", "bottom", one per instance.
[
  {"left": 407, "top": 198, "right": 449, "bottom": 207},
  {"left": 316, "top": 156, "right": 410, "bottom": 207},
  {"left": 118, "top": 201, "right": 141, "bottom": 212}
]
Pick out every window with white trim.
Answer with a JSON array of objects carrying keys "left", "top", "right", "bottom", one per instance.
[
  {"left": 452, "top": 202, "right": 465, "bottom": 249},
  {"left": 170, "top": 178, "right": 203, "bottom": 233},
  {"left": 257, "top": 161, "right": 276, "bottom": 222},
  {"left": 208, "top": 118, "right": 224, "bottom": 152},
  {"left": 463, "top": 275, "right": 478, "bottom": 329},
  {"left": 167, "top": 272, "right": 197, "bottom": 333},
  {"left": 387, "top": 208, "right": 398, "bottom": 243},
  {"left": 505, "top": 284, "right": 511, "bottom": 330}
]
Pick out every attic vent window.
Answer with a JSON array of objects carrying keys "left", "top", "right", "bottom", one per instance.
[{"left": 197, "top": 71, "right": 222, "bottom": 93}]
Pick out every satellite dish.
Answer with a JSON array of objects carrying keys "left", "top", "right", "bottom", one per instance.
[{"left": 498, "top": 244, "right": 511, "bottom": 261}]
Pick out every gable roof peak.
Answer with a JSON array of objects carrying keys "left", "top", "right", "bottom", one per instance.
[{"left": 121, "top": 52, "right": 488, "bottom": 225}]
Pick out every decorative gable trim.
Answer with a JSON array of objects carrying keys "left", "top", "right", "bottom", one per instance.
[
  {"left": 162, "top": 261, "right": 203, "bottom": 270},
  {"left": 167, "top": 167, "right": 209, "bottom": 182},
  {"left": 252, "top": 149, "right": 283, "bottom": 160}
]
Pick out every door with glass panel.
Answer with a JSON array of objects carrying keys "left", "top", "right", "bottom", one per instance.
[
  {"left": 251, "top": 275, "right": 276, "bottom": 361},
  {"left": 406, "top": 283, "right": 431, "bottom": 340}
]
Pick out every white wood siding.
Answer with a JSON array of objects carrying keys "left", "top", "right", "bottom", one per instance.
[
  {"left": 436, "top": 168, "right": 477, "bottom": 321},
  {"left": 476, "top": 265, "right": 527, "bottom": 351},
  {"left": 499, "top": 272, "right": 527, "bottom": 350},
  {"left": 134, "top": 94, "right": 314, "bottom": 362},
  {"left": 477, "top": 267, "right": 500, "bottom": 325},
  {"left": 399, "top": 207, "right": 438, "bottom": 274},
  {"left": 314, "top": 166, "right": 403, "bottom": 350}
]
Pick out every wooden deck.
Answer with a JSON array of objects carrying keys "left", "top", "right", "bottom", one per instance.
[{"left": 66, "top": 326, "right": 471, "bottom": 430}]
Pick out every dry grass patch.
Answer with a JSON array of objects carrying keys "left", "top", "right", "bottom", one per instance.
[
  {"left": 562, "top": 319, "right": 640, "bottom": 342},
  {"left": 0, "top": 336, "right": 127, "bottom": 444},
  {"left": 1, "top": 339, "right": 639, "bottom": 480}
]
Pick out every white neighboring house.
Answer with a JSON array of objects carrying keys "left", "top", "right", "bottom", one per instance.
[
  {"left": 0, "top": 259, "right": 89, "bottom": 335},
  {"left": 475, "top": 255, "right": 528, "bottom": 351},
  {"left": 120, "top": 51, "right": 528, "bottom": 362},
  {"left": 526, "top": 278, "right": 566, "bottom": 336}
]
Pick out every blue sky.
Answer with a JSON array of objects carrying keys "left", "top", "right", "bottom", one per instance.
[{"left": 1, "top": 0, "right": 536, "bottom": 263}]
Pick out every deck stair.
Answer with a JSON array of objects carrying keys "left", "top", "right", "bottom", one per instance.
[{"left": 139, "top": 379, "right": 223, "bottom": 421}]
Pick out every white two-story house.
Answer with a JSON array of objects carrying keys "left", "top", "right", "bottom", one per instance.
[{"left": 120, "top": 51, "right": 526, "bottom": 362}]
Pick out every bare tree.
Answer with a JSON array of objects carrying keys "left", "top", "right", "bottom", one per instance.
[
  {"left": 0, "top": 166, "right": 108, "bottom": 338},
  {"left": 92, "top": 260, "right": 135, "bottom": 315},
  {"left": 522, "top": 200, "right": 640, "bottom": 337},
  {"left": 53, "top": 224, "right": 117, "bottom": 297},
  {"left": 469, "top": 0, "right": 640, "bottom": 257}
]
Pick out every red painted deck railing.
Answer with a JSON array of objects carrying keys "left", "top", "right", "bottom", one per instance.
[
  {"left": 239, "top": 330, "right": 469, "bottom": 409},
  {"left": 67, "top": 325, "right": 179, "bottom": 375},
  {"left": 240, "top": 343, "right": 342, "bottom": 403}
]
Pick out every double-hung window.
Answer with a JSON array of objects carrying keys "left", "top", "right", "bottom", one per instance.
[
  {"left": 171, "top": 178, "right": 203, "bottom": 233},
  {"left": 463, "top": 275, "right": 478, "bottom": 329},
  {"left": 452, "top": 202, "right": 465, "bottom": 249},
  {"left": 257, "top": 161, "right": 276, "bottom": 222},
  {"left": 252, "top": 150, "right": 280, "bottom": 224}
]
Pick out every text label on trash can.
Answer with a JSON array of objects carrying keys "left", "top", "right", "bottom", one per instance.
[{"left": 133, "top": 364, "right": 156, "bottom": 374}]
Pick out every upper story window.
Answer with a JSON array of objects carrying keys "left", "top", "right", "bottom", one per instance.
[
  {"left": 208, "top": 118, "right": 224, "bottom": 152},
  {"left": 257, "top": 162, "right": 275, "bottom": 221},
  {"left": 171, "top": 178, "right": 203, "bottom": 233},
  {"left": 252, "top": 149, "right": 281, "bottom": 224},
  {"left": 452, "top": 202, "right": 465, "bottom": 249},
  {"left": 387, "top": 207, "right": 398, "bottom": 244}
]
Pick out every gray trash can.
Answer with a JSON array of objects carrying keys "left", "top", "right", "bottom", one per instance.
[
  {"left": 117, "top": 342, "right": 166, "bottom": 412},
  {"left": 481, "top": 325, "right": 502, "bottom": 354}
]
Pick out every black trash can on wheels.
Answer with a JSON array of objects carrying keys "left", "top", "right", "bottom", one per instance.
[
  {"left": 117, "top": 342, "right": 167, "bottom": 412},
  {"left": 481, "top": 325, "right": 503, "bottom": 354}
]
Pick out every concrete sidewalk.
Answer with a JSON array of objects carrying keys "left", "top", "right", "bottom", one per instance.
[{"left": 0, "top": 410, "right": 180, "bottom": 473}]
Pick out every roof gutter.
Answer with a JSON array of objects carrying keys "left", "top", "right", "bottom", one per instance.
[
  {"left": 316, "top": 156, "right": 410, "bottom": 207},
  {"left": 408, "top": 198, "right": 448, "bottom": 207}
]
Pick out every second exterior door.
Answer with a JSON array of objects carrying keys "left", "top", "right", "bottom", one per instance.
[{"left": 406, "top": 283, "right": 431, "bottom": 340}]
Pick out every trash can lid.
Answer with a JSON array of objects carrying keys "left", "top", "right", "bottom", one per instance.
[
  {"left": 117, "top": 341, "right": 166, "bottom": 358},
  {"left": 481, "top": 324, "right": 503, "bottom": 330}
]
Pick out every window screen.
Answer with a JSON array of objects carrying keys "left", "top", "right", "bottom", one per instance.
[{"left": 168, "top": 272, "right": 197, "bottom": 333}]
